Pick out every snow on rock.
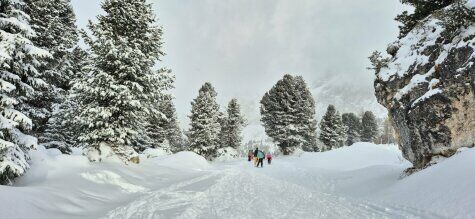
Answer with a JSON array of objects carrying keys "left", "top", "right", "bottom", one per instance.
[{"left": 374, "top": 6, "right": 475, "bottom": 169}]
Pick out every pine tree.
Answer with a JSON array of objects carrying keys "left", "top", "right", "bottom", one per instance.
[
  {"left": 187, "top": 83, "right": 222, "bottom": 160},
  {"left": 396, "top": 0, "right": 453, "bottom": 38},
  {"left": 361, "top": 111, "right": 379, "bottom": 143},
  {"left": 294, "top": 76, "right": 318, "bottom": 151},
  {"left": 22, "top": 0, "right": 78, "bottom": 136},
  {"left": 0, "top": 0, "right": 51, "bottom": 184},
  {"left": 260, "top": 74, "right": 317, "bottom": 154},
  {"left": 161, "top": 97, "right": 185, "bottom": 153},
  {"left": 318, "top": 105, "right": 346, "bottom": 151},
  {"left": 441, "top": 0, "right": 475, "bottom": 36},
  {"left": 40, "top": 47, "right": 88, "bottom": 154},
  {"left": 71, "top": 0, "right": 173, "bottom": 163},
  {"left": 342, "top": 112, "right": 362, "bottom": 146},
  {"left": 220, "top": 99, "right": 246, "bottom": 149},
  {"left": 143, "top": 95, "right": 183, "bottom": 153}
]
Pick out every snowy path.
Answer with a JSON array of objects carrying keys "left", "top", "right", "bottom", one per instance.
[
  {"left": 103, "top": 159, "right": 442, "bottom": 219},
  {"left": 7, "top": 143, "right": 473, "bottom": 218}
]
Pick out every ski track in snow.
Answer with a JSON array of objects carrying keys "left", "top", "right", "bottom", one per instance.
[{"left": 102, "top": 160, "right": 443, "bottom": 219}]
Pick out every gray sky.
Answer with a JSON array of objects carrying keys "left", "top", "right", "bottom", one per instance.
[{"left": 71, "top": 0, "right": 405, "bottom": 139}]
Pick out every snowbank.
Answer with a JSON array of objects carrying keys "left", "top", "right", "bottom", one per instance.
[
  {"left": 298, "top": 143, "right": 410, "bottom": 171},
  {"left": 0, "top": 143, "right": 474, "bottom": 218},
  {"left": 0, "top": 147, "right": 211, "bottom": 218},
  {"left": 155, "top": 151, "right": 210, "bottom": 170},
  {"left": 141, "top": 148, "right": 170, "bottom": 158}
]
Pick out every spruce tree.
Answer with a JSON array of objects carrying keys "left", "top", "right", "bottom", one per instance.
[
  {"left": 161, "top": 97, "right": 184, "bottom": 153},
  {"left": 71, "top": 0, "right": 173, "bottom": 163},
  {"left": 342, "top": 113, "right": 362, "bottom": 146},
  {"left": 294, "top": 76, "right": 318, "bottom": 151},
  {"left": 142, "top": 95, "right": 183, "bottom": 153},
  {"left": 260, "top": 74, "right": 317, "bottom": 154},
  {"left": 40, "top": 47, "right": 88, "bottom": 154},
  {"left": 396, "top": 0, "right": 453, "bottom": 38},
  {"left": 23, "top": 0, "right": 78, "bottom": 136},
  {"left": 361, "top": 111, "right": 379, "bottom": 143},
  {"left": 0, "top": 0, "right": 51, "bottom": 184},
  {"left": 220, "top": 99, "right": 246, "bottom": 149},
  {"left": 441, "top": 1, "right": 475, "bottom": 36},
  {"left": 318, "top": 105, "right": 346, "bottom": 151},
  {"left": 187, "top": 83, "right": 222, "bottom": 160}
]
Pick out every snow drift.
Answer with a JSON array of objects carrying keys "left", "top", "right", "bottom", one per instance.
[{"left": 0, "top": 143, "right": 474, "bottom": 218}]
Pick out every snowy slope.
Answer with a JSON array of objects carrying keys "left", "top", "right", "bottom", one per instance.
[{"left": 1, "top": 143, "right": 474, "bottom": 218}]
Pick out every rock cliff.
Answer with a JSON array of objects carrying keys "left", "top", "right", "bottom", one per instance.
[{"left": 374, "top": 6, "right": 475, "bottom": 170}]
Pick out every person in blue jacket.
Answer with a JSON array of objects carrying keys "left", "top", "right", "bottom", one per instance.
[{"left": 256, "top": 150, "right": 265, "bottom": 168}]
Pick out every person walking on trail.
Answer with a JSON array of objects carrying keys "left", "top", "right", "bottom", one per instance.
[
  {"left": 266, "top": 151, "right": 272, "bottom": 165},
  {"left": 248, "top": 150, "right": 253, "bottom": 162},
  {"left": 256, "top": 150, "right": 265, "bottom": 168},
  {"left": 253, "top": 148, "right": 259, "bottom": 165}
]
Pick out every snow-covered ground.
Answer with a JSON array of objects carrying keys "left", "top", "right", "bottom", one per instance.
[{"left": 1, "top": 143, "right": 474, "bottom": 218}]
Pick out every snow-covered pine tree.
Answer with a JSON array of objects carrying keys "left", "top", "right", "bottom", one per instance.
[
  {"left": 441, "top": 0, "right": 475, "bottom": 36},
  {"left": 220, "top": 99, "right": 246, "bottom": 149},
  {"left": 294, "top": 76, "right": 318, "bottom": 152},
  {"left": 0, "top": 0, "right": 51, "bottom": 184},
  {"left": 361, "top": 111, "right": 379, "bottom": 143},
  {"left": 22, "top": 0, "right": 78, "bottom": 136},
  {"left": 318, "top": 105, "right": 346, "bottom": 151},
  {"left": 141, "top": 92, "right": 182, "bottom": 154},
  {"left": 187, "top": 83, "right": 222, "bottom": 160},
  {"left": 40, "top": 47, "right": 88, "bottom": 154},
  {"left": 260, "top": 74, "right": 317, "bottom": 154},
  {"left": 395, "top": 0, "right": 453, "bottom": 38},
  {"left": 342, "top": 112, "right": 362, "bottom": 146},
  {"left": 160, "top": 97, "right": 185, "bottom": 153},
  {"left": 71, "top": 0, "right": 173, "bottom": 163}
]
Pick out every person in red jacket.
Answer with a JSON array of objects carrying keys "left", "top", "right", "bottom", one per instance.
[{"left": 266, "top": 151, "right": 272, "bottom": 164}]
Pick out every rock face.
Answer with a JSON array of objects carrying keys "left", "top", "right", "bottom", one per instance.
[{"left": 374, "top": 14, "right": 475, "bottom": 169}]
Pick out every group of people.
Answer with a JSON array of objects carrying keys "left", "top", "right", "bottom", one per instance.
[{"left": 248, "top": 148, "right": 272, "bottom": 168}]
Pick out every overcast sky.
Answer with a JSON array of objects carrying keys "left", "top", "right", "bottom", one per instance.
[{"left": 71, "top": 0, "right": 405, "bottom": 134}]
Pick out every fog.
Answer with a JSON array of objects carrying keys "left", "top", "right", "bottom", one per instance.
[{"left": 72, "top": 0, "right": 405, "bottom": 133}]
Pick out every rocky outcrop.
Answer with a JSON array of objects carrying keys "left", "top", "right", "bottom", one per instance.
[{"left": 374, "top": 12, "right": 475, "bottom": 170}]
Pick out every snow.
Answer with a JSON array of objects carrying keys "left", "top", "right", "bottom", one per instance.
[
  {"left": 1, "top": 143, "right": 474, "bottom": 218},
  {"left": 141, "top": 148, "right": 170, "bottom": 158},
  {"left": 378, "top": 19, "right": 444, "bottom": 82},
  {"left": 411, "top": 88, "right": 443, "bottom": 107}
]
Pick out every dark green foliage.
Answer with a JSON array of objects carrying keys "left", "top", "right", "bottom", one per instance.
[
  {"left": 260, "top": 75, "right": 317, "bottom": 154},
  {"left": 361, "top": 111, "right": 379, "bottom": 143},
  {"left": 40, "top": 47, "right": 88, "bottom": 154},
  {"left": 187, "top": 83, "right": 222, "bottom": 160},
  {"left": 441, "top": 1, "right": 475, "bottom": 36},
  {"left": 319, "top": 105, "right": 346, "bottom": 151},
  {"left": 72, "top": 0, "right": 173, "bottom": 162},
  {"left": 161, "top": 97, "right": 185, "bottom": 153},
  {"left": 396, "top": 0, "right": 454, "bottom": 38},
  {"left": 23, "top": 0, "right": 79, "bottom": 135},
  {"left": 342, "top": 113, "right": 362, "bottom": 146},
  {"left": 368, "top": 51, "right": 390, "bottom": 73},
  {"left": 220, "top": 99, "right": 246, "bottom": 149}
]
